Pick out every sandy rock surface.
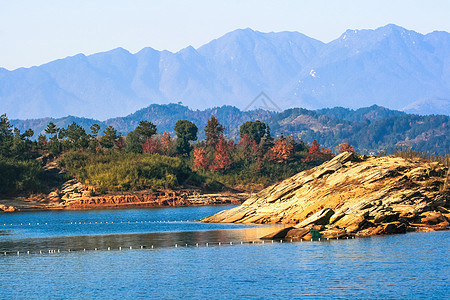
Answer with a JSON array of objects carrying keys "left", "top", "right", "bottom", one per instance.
[{"left": 202, "top": 152, "right": 449, "bottom": 238}]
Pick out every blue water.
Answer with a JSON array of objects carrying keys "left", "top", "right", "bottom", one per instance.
[{"left": 1, "top": 207, "right": 449, "bottom": 299}]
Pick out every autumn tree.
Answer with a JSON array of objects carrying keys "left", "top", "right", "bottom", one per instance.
[
  {"left": 302, "top": 139, "right": 334, "bottom": 162},
  {"left": 211, "top": 135, "right": 233, "bottom": 171},
  {"left": 337, "top": 142, "right": 355, "bottom": 153},
  {"left": 174, "top": 120, "right": 198, "bottom": 155},
  {"left": 160, "top": 131, "right": 174, "bottom": 155},
  {"left": 192, "top": 146, "right": 209, "bottom": 171},
  {"left": 265, "top": 138, "right": 294, "bottom": 163}
]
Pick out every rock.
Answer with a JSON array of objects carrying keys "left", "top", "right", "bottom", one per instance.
[
  {"left": 0, "top": 204, "right": 17, "bottom": 212},
  {"left": 202, "top": 152, "right": 450, "bottom": 237},
  {"left": 261, "top": 227, "right": 294, "bottom": 240},
  {"left": 295, "top": 208, "right": 334, "bottom": 228},
  {"left": 420, "top": 211, "right": 448, "bottom": 225},
  {"left": 285, "top": 228, "right": 310, "bottom": 240},
  {"left": 382, "top": 222, "right": 407, "bottom": 234}
]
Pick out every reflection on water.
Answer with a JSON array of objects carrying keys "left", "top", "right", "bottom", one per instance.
[{"left": 0, "top": 225, "right": 284, "bottom": 254}]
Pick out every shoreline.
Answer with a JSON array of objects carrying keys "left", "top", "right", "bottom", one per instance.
[{"left": 0, "top": 190, "right": 249, "bottom": 213}]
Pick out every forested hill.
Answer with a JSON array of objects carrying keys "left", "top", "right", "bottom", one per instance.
[{"left": 10, "top": 104, "right": 449, "bottom": 154}]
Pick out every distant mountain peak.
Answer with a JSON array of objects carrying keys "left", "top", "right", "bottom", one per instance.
[{"left": 1, "top": 24, "right": 449, "bottom": 119}]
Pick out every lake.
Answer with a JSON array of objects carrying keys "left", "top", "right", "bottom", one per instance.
[{"left": 1, "top": 206, "right": 449, "bottom": 299}]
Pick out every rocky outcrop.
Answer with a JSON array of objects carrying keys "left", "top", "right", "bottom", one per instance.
[{"left": 202, "top": 152, "right": 449, "bottom": 238}]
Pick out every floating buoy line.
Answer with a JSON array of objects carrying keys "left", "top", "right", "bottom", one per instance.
[
  {"left": 0, "top": 236, "right": 357, "bottom": 256},
  {"left": 1, "top": 220, "right": 195, "bottom": 227}
]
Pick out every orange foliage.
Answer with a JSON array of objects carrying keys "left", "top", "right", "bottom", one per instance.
[
  {"left": 211, "top": 135, "right": 233, "bottom": 171},
  {"left": 337, "top": 142, "right": 355, "bottom": 153},
  {"left": 265, "top": 139, "right": 293, "bottom": 163},
  {"left": 193, "top": 147, "right": 209, "bottom": 171}
]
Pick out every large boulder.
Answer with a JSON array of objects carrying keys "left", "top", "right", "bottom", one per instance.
[{"left": 202, "top": 152, "right": 449, "bottom": 237}]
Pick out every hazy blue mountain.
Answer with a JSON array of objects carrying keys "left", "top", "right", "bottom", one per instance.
[
  {"left": 402, "top": 97, "right": 450, "bottom": 116},
  {"left": 1, "top": 25, "right": 450, "bottom": 119}
]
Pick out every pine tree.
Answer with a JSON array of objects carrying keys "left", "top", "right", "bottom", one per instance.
[{"left": 204, "top": 116, "right": 224, "bottom": 148}]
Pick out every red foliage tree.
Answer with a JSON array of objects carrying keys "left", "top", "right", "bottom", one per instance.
[
  {"left": 160, "top": 131, "right": 173, "bottom": 155},
  {"left": 211, "top": 135, "right": 233, "bottom": 171},
  {"left": 142, "top": 137, "right": 162, "bottom": 154},
  {"left": 337, "top": 142, "right": 355, "bottom": 153},
  {"left": 193, "top": 147, "right": 209, "bottom": 171},
  {"left": 265, "top": 138, "right": 293, "bottom": 163},
  {"left": 302, "top": 139, "right": 334, "bottom": 162}
]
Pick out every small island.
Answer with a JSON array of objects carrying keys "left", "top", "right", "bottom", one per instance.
[{"left": 203, "top": 152, "right": 449, "bottom": 239}]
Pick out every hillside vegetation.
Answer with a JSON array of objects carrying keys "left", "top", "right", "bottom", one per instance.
[{"left": 12, "top": 104, "right": 449, "bottom": 155}]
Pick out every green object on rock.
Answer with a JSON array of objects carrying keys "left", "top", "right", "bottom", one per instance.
[{"left": 310, "top": 229, "right": 321, "bottom": 241}]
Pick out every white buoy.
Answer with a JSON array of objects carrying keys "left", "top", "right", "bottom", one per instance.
[
  {"left": 58, "top": 249, "right": 60, "bottom": 253},
  {"left": 119, "top": 247, "right": 121, "bottom": 251},
  {"left": 4, "top": 252, "right": 6, "bottom": 255},
  {"left": 230, "top": 242, "right": 233, "bottom": 245},
  {"left": 68, "top": 249, "right": 71, "bottom": 252},
  {"left": 108, "top": 247, "right": 110, "bottom": 251},
  {"left": 95, "top": 248, "right": 97, "bottom": 251},
  {"left": 27, "top": 251, "right": 30, "bottom": 254},
  {"left": 218, "top": 242, "right": 221, "bottom": 246},
  {"left": 346, "top": 237, "right": 349, "bottom": 239},
  {"left": 130, "top": 246, "right": 132, "bottom": 250},
  {"left": 327, "top": 238, "right": 329, "bottom": 241},
  {"left": 252, "top": 241, "right": 255, "bottom": 244},
  {"left": 318, "top": 238, "right": 321, "bottom": 241},
  {"left": 84, "top": 248, "right": 86, "bottom": 251},
  {"left": 290, "top": 239, "right": 293, "bottom": 243},
  {"left": 206, "top": 243, "right": 209, "bottom": 247},
  {"left": 300, "top": 239, "right": 303, "bottom": 242},
  {"left": 280, "top": 240, "right": 283, "bottom": 243},
  {"left": 17, "top": 251, "right": 19, "bottom": 256},
  {"left": 196, "top": 243, "right": 199, "bottom": 247},
  {"left": 262, "top": 240, "right": 265, "bottom": 244},
  {"left": 241, "top": 241, "right": 243, "bottom": 244},
  {"left": 140, "top": 246, "right": 143, "bottom": 249},
  {"left": 271, "top": 240, "right": 274, "bottom": 243},
  {"left": 151, "top": 245, "right": 154, "bottom": 249},
  {"left": 185, "top": 244, "right": 188, "bottom": 247},
  {"left": 175, "top": 244, "right": 178, "bottom": 248},
  {"left": 39, "top": 250, "right": 42, "bottom": 254}
]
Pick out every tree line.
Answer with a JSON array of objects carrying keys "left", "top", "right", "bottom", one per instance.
[{"left": 1, "top": 113, "right": 353, "bottom": 195}]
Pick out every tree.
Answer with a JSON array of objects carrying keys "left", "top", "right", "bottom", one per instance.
[
  {"left": 174, "top": 120, "right": 198, "bottom": 155},
  {"left": 302, "top": 139, "right": 334, "bottom": 162},
  {"left": 0, "top": 114, "right": 14, "bottom": 156},
  {"left": 239, "top": 120, "right": 270, "bottom": 144},
  {"left": 89, "top": 123, "right": 101, "bottom": 151},
  {"left": 100, "top": 126, "right": 118, "bottom": 149},
  {"left": 337, "top": 142, "right": 355, "bottom": 153},
  {"left": 45, "top": 122, "right": 58, "bottom": 138},
  {"left": 204, "top": 116, "right": 224, "bottom": 148},
  {"left": 211, "top": 135, "right": 233, "bottom": 171},
  {"left": 63, "top": 122, "right": 89, "bottom": 149},
  {"left": 126, "top": 121, "right": 157, "bottom": 153},
  {"left": 265, "top": 138, "right": 294, "bottom": 163},
  {"left": 192, "top": 146, "right": 209, "bottom": 171}
]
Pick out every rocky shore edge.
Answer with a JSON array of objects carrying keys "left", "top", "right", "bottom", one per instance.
[
  {"left": 202, "top": 152, "right": 449, "bottom": 240},
  {"left": 0, "top": 187, "right": 248, "bottom": 212}
]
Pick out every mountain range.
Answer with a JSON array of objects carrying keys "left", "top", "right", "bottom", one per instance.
[{"left": 1, "top": 24, "right": 450, "bottom": 120}]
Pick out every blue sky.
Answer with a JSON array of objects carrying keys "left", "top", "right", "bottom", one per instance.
[{"left": 1, "top": 0, "right": 450, "bottom": 70}]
